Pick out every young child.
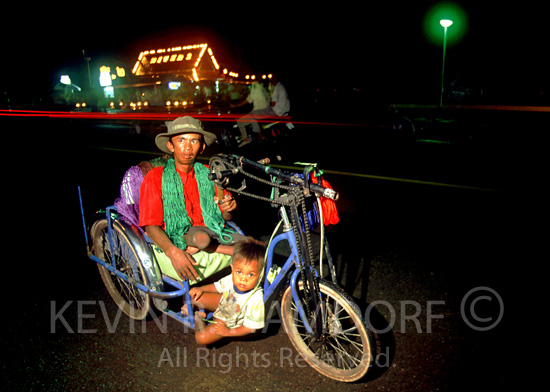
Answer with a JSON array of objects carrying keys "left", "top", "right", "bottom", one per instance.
[{"left": 183, "top": 236, "right": 266, "bottom": 346}]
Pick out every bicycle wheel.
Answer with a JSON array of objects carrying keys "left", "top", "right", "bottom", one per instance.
[
  {"left": 91, "top": 218, "right": 151, "bottom": 320},
  {"left": 281, "top": 279, "right": 374, "bottom": 382}
]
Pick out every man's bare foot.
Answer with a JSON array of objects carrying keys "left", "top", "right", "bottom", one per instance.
[
  {"left": 184, "top": 230, "right": 211, "bottom": 250},
  {"left": 186, "top": 246, "right": 199, "bottom": 255}
]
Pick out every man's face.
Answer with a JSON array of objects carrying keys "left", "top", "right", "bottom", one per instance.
[{"left": 167, "top": 133, "right": 205, "bottom": 166}]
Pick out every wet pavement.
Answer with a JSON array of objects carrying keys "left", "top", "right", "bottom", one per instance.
[{"left": 1, "top": 109, "right": 539, "bottom": 391}]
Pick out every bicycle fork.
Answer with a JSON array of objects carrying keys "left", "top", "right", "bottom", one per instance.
[{"left": 279, "top": 206, "right": 325, "bottom": 339}]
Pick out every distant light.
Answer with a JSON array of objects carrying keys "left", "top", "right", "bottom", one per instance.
[
  {"left": 440, "top": 19, "right": 453, "bottom": 28},
  {"left": 104, "top": 86, "right": 114, "bottom": 99},
  {"left": 99, "top": 66, "right": 112, "bottom": 87},
  {"left": 132, "top": 61, "right": 140, "bottom": 74},
  {"left": 423, "top": 2, "right": 468, "bottom": 46},
  {"left": 60, "top": 75, "right": 71, "bottom": 85},
  {"left": 168, "top": 81, "right": 181, "bottom": 90}
]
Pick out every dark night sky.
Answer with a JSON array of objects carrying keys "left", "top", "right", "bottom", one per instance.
[{"left": 3, "top": 1, "right": 548, "bottom": 105}]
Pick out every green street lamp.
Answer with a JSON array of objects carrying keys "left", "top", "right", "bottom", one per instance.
[{"left": 439, "top": 19, "right": 453, "bottom": 106}]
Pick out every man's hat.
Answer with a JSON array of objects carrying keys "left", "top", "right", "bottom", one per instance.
[{"left": 155, "top": 116, "right": 217, "bottom": 153}]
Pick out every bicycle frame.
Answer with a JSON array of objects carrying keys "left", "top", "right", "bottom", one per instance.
[
  {"left": 262, "top": 206, "right": 317, "bottom": 335},
  {"left": 209, "top": 154, "right": 339, "bottom": 337},
  {"left": 79, "top": 154, "right": 337, "bottom": 334}
]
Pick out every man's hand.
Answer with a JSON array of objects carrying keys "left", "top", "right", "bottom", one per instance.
[
  {"left": 188, "top": 287, "right": 204, "bottom": 301},
  {"left": 217, "top": 195, "right": 237, "bottom": 220},
  {"left": 145, "top": 225, "right": 200, "bottom": 281},
  {"left": 165, "top": 245, "right": 199, "bottom": 281},
  {"left": 218, "top": 195, "right": 237, "bottom": 212}
]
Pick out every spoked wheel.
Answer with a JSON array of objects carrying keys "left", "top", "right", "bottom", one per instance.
[
  {"left": 91, "top": 218, "right": 151, "bottom": 320},
  {"left": 281, "top": 279, "right": 374, "bottom": 382}
]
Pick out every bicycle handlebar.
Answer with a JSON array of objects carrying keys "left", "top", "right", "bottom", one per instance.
[
  {"left": 208, "top": 154, "right": 339, "bottom": 201},
  {"left": 208, "top": 168, "right": 238, "bottom": 181}
]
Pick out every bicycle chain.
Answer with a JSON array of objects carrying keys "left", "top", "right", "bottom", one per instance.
[
  {"left": 297, "top": 191, "right": 322, "bottom": 324},
  {"left": 214, "top": 157, "right": 294, "bottom": 206}
]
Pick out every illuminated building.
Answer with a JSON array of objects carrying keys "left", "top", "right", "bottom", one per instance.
[
  {"left": 132, "top": 43, "right": 223, "bottom": 82},
  {"left": 63, "top": 42, "right": 265, "bottom": 111},
  {"left": 126, "top": 43, "right": 257, "bottom": 111}
]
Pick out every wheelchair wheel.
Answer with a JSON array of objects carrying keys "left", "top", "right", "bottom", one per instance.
[
  {"left": 91, "top": 218, "right": 151, "bottom": 320},
  {"left": 281, "top": 280, "right": 374, "bottom": 382}
]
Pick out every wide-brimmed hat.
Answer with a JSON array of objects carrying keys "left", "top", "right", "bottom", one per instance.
[{"left": 155, "top": 116, "right": 217, "bottom": 153}]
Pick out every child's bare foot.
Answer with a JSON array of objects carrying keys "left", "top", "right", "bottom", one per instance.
[
  {"left": 195, "top": 310, "right": 207, "bottom": 319},
  {"left": 194, "top": 312, "right": 207, "bottom": 333},
  {"left": 181, "top": 302, "right": 206, "bottom": 319},
  {"left": 181, "top": 301, "right": 193, "bottom": 317}
]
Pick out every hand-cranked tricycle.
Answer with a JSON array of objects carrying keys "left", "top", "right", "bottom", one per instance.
[{"left": 80, "top": 153, "right": 375, "bottom": 382}]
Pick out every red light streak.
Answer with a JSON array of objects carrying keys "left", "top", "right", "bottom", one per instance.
[
  {"left": 0, "top": 109, "right": 380, "bottom": 128},
  {"left": 0, "top": 109, "right": 237, "bottom": 121}
]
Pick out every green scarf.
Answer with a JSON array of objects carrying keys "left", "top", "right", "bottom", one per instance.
[{"left": 162, "top": 157, "right": 233, "bottom": 250}]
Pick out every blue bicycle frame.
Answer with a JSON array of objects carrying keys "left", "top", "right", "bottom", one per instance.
[
  {"left": 80, "top": 189, "right": 313, "bottom": 332},
  {"left": 262, "top": 206, "right": 316, "bottom": 334}
]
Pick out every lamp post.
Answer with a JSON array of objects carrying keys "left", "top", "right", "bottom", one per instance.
[
  {"left": 439, "top": 19, "right": 453, "bottom": 106},
  {"left": 83, "top": 50, "right": 92, "bottom": 89}
]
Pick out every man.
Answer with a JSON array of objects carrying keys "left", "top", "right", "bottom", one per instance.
[
  {"left": 236, "top": 75, "right": 290, "bottom": 146},
  {"left": 139, "top": 116, "right": 239, "bottom": 282},
  {"left": 232, "top": 81, "right": 271, "bottom": 144},
  {"left": 268, "top": 75, "right": 290, "bottom": 117}
]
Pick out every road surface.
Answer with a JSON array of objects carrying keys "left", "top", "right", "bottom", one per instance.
[{"left": 2, "top": 112, "right": 533, "bottom": 391}]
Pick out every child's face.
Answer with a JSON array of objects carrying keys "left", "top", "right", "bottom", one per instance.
[{"left": 231, "top": 258, "right": 262, "bottom": 292}]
